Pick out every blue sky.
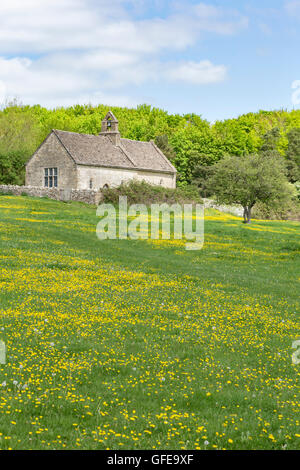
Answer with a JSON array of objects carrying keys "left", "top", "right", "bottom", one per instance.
[{"left": 0, "top": 0, "right": 300, "bottom": 121}]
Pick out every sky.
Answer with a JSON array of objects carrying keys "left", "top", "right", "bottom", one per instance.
[{"left": 0, "top": 0, "right": 300, "bottom": 121}]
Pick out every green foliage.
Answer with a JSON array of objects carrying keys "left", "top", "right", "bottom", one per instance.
[
  {"left": 285, "top": 128, "right": 300, "bottom": 182},
  {"left": 0, "top": 101, "right": 43, "bottom": 184},
  {"left": 154, "top": 135, "right": 176, "bottom": 163},
  {"left": 0, "top": 102, "right": 300, "bottom": 187},
  {"left": 0, "top": 150, "right": 27, "bottom": 185},
  {"left": 252, "top": 199, "right": 300, "bottom": 221},
  {"left": 101, "top": 180, "right": 201, "bottom": 206},
  {"left": 294, "top": 181, "right": 300, "bottom": 200},
  {"left": 191, "top": 164, "right": 215, "bottom": 198},
  {"left": 169, "top": 124, "right": 219, "bottom": 185},
  {"left": 207, "top": 153, "right": 296, "bottom": 223},
  {"left": 260, "top": 127, "right": 281, "bottom": 153}
]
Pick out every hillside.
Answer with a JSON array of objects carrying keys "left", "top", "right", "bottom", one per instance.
[{"left": 0, "top": 195, "right": 299, "bottom": 450}]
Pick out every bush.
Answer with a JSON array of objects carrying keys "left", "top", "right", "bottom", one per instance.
[
  {"left": 191, "top": 164, "right": 215, "bottom": 198},
  {"left": 0, "top": 150, "right": 26, "bottom": 185},
  {"left": 207, "top": 152, "right": 295, "bottom": 223},
  {"left": 252, "top": 200, "right": 300, "bottom": 221},
  {"left": 294, "top": 181, "right": 300, "bottom": 201},
  {"left": 101, "top": 180, "right": 202, "bottom": 206}
]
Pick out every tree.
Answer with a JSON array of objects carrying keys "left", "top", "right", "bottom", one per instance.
[
  {"left": 260, "top": 127, "right": 281, "bottom": 153},
  {"left": 0, "top": 102, "right": 42, "bottom": 184},
  {"left": 191, "top": 164, "right": 214, "bottom": 198},
  {"left": 0, "top": 150, "right": 26, "bottom": 185},
  {"left": 169, "top": 125, "right": 218, "bottom": 185},
  {"left": 154, "top": 135, "right": 176, "bottom": 162},
  {"left": 207, "top": 153, "right": 295, "bottom": 224},
  {"left": 285, "top": 128, "right": 300, "bottom": 183},
  {"left": 1, "top": 101, "right": 300, "bottom": 187}
]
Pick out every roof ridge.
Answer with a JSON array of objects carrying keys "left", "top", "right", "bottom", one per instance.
[
  {"left": 54, "top": 129, "right": 102, "bottom": 138},
  {"left": 55, "top": 132, "right": 152, "bottom": 145}
]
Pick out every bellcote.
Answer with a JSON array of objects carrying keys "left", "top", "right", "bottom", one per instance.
[{"left": 99, "top": 111, "right": 120, "bottom": 146}]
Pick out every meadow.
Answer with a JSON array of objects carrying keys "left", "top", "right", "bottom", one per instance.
[{"left": 0, "top": 195, "right": 299, "bottom": 450}]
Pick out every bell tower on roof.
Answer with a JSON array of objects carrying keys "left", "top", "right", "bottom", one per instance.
[{"left": 99, "top": 111, "right": 121, "bottom": 146}]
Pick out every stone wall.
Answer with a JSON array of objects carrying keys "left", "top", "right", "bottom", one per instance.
[
  {"left": 26, "top": 132, "right": 77, "bottom": 188},
  {"left": 203, "top": 198, "right": 243, "bottom": 217},
  {"left": 0, "top": 185, "right": 103, "bottom": 206},
  {"left": 0, "top": 185, "right": 243, "bottom": 216},
  {"left": 76, "top": 165, "right": 176, "bottom": 190}
]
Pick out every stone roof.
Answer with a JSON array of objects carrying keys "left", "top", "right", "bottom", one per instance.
[
  {"left": 53, "top": 130, "right": 132, "bottom": 168},
  {"left": 120, "top": 139, "right": 174, "bottom": 172},
  {"left": 53, "top": 129, "right": 176, "bottom": 174}
]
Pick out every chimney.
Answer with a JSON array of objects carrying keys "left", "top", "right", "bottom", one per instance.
[{"left": 99, "top": 111, "right": 121, "bottom": 146}]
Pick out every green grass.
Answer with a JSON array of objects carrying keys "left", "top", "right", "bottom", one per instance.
[{"left": 0, "top": 195, "right": 299, "bottom": 450}]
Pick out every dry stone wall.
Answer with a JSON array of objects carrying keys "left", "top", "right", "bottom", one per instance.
[
  {"left": 203, "top": 198, "right": 243, "bottom": 217},
  {"left": 0, "top": 185, "right": 103, "bottom": 205},
  {"left": 0, "top": 185, "right": 244, "bottom": 217}
]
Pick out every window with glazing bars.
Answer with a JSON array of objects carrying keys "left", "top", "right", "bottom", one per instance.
[{"left": 44, "top": 168, "right": 58, "bottom": 187}]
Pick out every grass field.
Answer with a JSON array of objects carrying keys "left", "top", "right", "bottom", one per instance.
[{"left": 0, "top": 195, "right": 299, "bottom": 450}]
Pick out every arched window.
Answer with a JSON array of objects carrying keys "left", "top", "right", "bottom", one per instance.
[
  {"left": 89, "top": 179, "right": 93, "bottom": 189},
  {"left": 103, "top": 184, "right": 109, "bottom": 189}
]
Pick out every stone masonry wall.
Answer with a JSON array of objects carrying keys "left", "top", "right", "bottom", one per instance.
[
  {"left": 26, "top": 132, "right": 77, "bottom": 188},
  {"left": 203, "top": 198, "right": 243, "bottom": 217},
  {"left": 0, "top": 185, "right": 244, "bottom": 217},
  {"left": 76, "top": 165, "right": 176, "bottom": 190},
  {"left": 0, "top": 185, "right": 103, "bottom": 206}
]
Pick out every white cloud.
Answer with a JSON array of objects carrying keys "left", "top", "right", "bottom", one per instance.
[
  {"left": 285, "top": 0, "right": 300, "bottom": 17},
  {"left": 0, "top": 1, "right": 247, "bottom": 55},
  {"left": 291, "top": 80, "right": 300, "bottom": 105},
  {"left": 0, "top": 1, "right": 247, "bottom": 106},
  {"left": 0, "top": 80, "right": 6, "bottom": 105},
  {"left": 258, "top": 22, "right": 272, "bottom": 35},
  {"left": 192, "top": 3, "right": 248, "bottom": 34},
  {"left": 164, "top": 60, "right": 227, "bottom": 85},
  {"left": 0, "top": 55, "right": 140, "bottom": 107},
  {"left": 0, "top": 56, "right": 91, "bottom": 98},
  {"left": 0, "top": 53, "right": 227, "bottom": 107}
]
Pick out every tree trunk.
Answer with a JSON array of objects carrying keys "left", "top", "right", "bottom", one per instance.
[{"left": 243, "top": 206, "right": 252, "bottom": 224}]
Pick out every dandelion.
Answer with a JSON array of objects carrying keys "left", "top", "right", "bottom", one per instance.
[{"left": 0, "top": 196, "right": 298, "bottom": 450}]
